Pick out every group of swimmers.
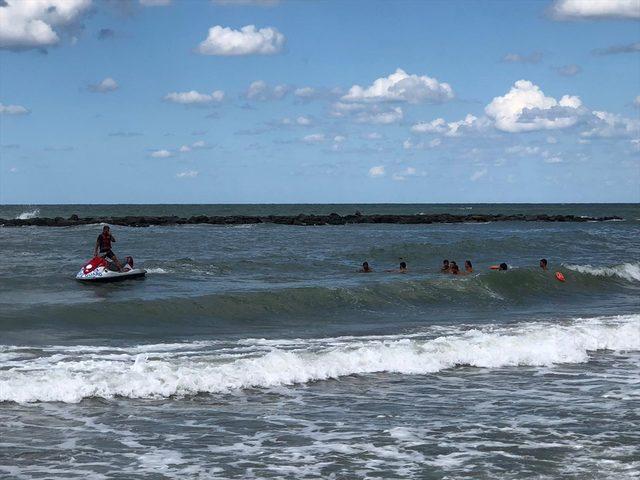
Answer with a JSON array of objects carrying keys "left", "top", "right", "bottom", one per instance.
[
  {"left": 94, "top": 225, "right": 553, "bottom": 277},
  {"left": 359, "top": 258, "right": 550, "bottom": 275}
]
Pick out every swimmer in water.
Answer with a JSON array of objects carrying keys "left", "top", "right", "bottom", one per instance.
[
  {"left": 360, "top": 261, "right": 372, "bottom": 273},
  {"left": 388, "top": 261, "right": 408, "bottom": 273},
  {"left": 465, "top": 260, "right": 473, "bottom": 273},
  {"left": 450, "top": 262, "right": 461, "bottom": 275},
  {"left": 499, "top": 263, "right": 508, "bottom": 271},
  {"left": 441, "top": 259, "right": 450, "bottom": 273},
  {"left": 540, "top": 258, "right": 548, "bottom": 271}
]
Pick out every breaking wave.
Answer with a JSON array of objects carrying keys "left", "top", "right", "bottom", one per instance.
[
  {"left": 15, "top": 209, "right": 40, "bottom": 220},
  {"left": 1, "top": 314, "right": 638, "bottom": 403},
  {"left": 565, "top": 262, "right": 640, "bottom": 282}
]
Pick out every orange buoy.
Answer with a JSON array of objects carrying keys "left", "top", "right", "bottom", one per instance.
[
  {"left": 489, "top": 265, "right": 500, "bottom": 270},
  {"left": 555, "top": 272, "right": 565, "bottom": 282}
]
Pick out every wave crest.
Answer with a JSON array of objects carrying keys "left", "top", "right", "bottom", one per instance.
[
  {"left": 1, "top": 314, "right": 637, "bottom": 404},
  {"left": 565, "top": 262, "right": 640, "bottom": 282}
]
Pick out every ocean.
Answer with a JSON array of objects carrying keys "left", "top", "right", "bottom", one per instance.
[{"left": 1, "top": 204, "right": 639, "bottom": 479}]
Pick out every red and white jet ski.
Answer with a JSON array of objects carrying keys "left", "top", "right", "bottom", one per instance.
[{"left": 76, "top": 256, "right": 146, "bottom": 283}]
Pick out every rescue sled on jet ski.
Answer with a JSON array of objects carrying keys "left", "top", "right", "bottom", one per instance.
[{"left": 76, "top": 256, "right": 146, "bottom": 283}]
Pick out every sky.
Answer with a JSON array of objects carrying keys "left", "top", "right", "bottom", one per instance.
[{"left": 0, "top": 0, "right": 639, "bottom": 204}]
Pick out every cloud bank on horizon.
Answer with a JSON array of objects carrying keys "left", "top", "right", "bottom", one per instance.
[{"left": 0, "top": 0, "right": 639, "bottom": 203}]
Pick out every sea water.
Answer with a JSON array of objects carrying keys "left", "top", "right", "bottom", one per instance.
[{"left": 1, "top": 204, "right": 638, "bottom": 479}]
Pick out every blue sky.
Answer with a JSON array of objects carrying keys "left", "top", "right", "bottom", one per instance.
[{"left": 1, "top": 0, "right": 639, "bottom": 204}]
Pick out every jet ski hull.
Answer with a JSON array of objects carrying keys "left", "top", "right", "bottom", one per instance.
[
  {"left": 76, "top": 269, "right": 147, "bottom": 283},
  {"left": 75, "top": 256, "right": 146, "bottom": 283}
]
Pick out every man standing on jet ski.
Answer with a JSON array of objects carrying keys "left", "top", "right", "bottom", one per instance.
[{"left": 94, "top": 225, "right": 123, "bottom": 271}]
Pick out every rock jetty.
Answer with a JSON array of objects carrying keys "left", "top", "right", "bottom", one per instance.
[{"left": 0, "top": 213, "right": 623, "bottom": 227}]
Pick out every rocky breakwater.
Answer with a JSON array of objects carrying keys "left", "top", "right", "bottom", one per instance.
[{"left": 0, "top": 212, "right": 623, "bottom": 227}]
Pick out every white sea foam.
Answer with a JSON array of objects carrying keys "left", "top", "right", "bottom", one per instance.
[
  {"left": 15, "top": 208, "right": 40, "bottom": 220},
  {"left": 565, "top": 262, "right": 640, "bottom": 282},
  {"left": 1, "top": 314, "right": 638, "bottom": 403},
  {"left": 146, "top": 267, "right": 169, "bottom": 274}
]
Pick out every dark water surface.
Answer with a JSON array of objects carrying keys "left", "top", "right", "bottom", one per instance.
[{"left": 1, "top": 204, "right": 639, "bottom": 479}]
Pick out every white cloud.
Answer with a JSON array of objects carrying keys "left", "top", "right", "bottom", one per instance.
[
  {"left": 329, "top": 101, "right": 366, "bottom": 117},
  {"left": 293, "top": 86, "right": 340, "bottom": 102},
  {"left": 411, "top": 114, "right": 488, "bottom": 136},
  {"left": 544, "top": 156, "right": 563, "bottom": 164},
  {"left": 330, "top": 135, "right": 347, "bottom": 151},
  {"left": 140, "top": 0, "right": 172, "bottom": 5},
  {"left": 592, "top": 42, "right": 640, "bottom": 55},
  {"left": 506, "top": 146, "right": 567, "bottom": 162},
  {"left": 357, "top": 106, "right": 403, "bottom": 124},
  {"left": 392, "top": 167, "right": 417, "bottom": 181},
  {"left": 296, "top": 115, "right": 312, "bottom": 126},
  {"left": 196, "top": 25, "right": 285, "bottom": 56},
  {"left": 368, "top": 165, "right": 386, "bottom": 177},
  {"left": 502, "top": 52, "right": 543, "bottom": 64},
  {"left": 411, "top": 118, "right": 446, "bottom": 134},
  {"left": 556, "top": 64, "right": 582, "bottom": 76},
  {"left": 342, "top": 68, "right": 454, "bottom": 104},
  {"left": 506, "top": 145, "right": 541, "bottom": 156},
  {"left": 88, "top": 77, "right": 119, "bottom": 93},
  {"left": 164, "top": 90, "right": 225, "bottom": 105},
  {"left": 150, "top": 149, "right": 172, "bottom": 158},
  {"left": 178, "top": 140, "right": 207, "bottom": 153},
  {"left": 302, "top": 133, "right": 325, "bottom": 143},
  {"left": 470, "top": 168, "right": 488, "bottom": 181},
  {"left": 9, "top": 167, "right": 18, "bottom": 173},
  {"left": 634, "top": 95, "right": 640, "bottom": 107},
  {"left": 547, "top": 136, "right": 558, "bottom": 144},
  {"left": 550, "top": 0, "right": 640, "bottom": 20},
  {"left": 485, "top": 80, "right": 583, "bottom": 132},
  {"left": 330, "top": 102, "right": 403, "bottom": 124},
  {"left": 294, "top": 87, "right": 316, "bottom": 99},
  {"left": 0, "top": 0, "right": 92, "bottom": 50},
  {"left": 0, "top": 102, "right": 29, "bottom": 115},
  {"left": 176, "top": 170, "right": 199, "bottom": 178},
  {"left": 581, "top": 111, "right": 640, "bottom": 138},
  {"left": 403, "top": 137, "right": 441, "bottom": 150},
  {"left": 245, "top": 80, "right": 290, "bottom": 100},
  {"left": 362, "top": 132, "right": 382, "bottom": 140}
]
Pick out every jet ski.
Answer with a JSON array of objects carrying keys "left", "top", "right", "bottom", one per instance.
[{"left": 76, "top": 255, "right": 146, "bottom": 283}]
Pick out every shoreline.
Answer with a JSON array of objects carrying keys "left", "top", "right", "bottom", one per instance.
[{"left": 0, "top": 212, "right": 624, "bottom": 227}]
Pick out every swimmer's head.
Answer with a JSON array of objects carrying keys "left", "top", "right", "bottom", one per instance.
[
  {"left": 400, "top": 261, "right": 407, "bottom": 269},
  {"left": 499, "top": 263, "right": 508, "bottom": 271}
]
